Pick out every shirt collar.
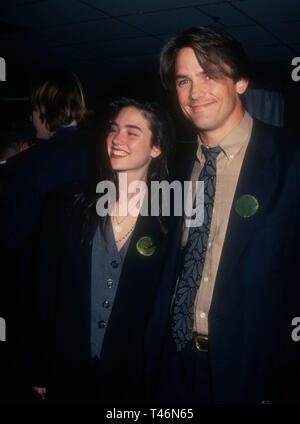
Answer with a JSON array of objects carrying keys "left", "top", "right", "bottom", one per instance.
[
  {"left": 52, "top": 123, "right": 77, "bottom": 136},
  {"left": 196, "top": 111, "right": 253, "bottom": 161}
]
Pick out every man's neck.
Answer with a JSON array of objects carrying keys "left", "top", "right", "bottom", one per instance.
[
  {"left": 199, "top": 111, "right": 245, "bottom": 147},
  {"left": 64, "top": 120, "right": 77, "bottom": 128}
]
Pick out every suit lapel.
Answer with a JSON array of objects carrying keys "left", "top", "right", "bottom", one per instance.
[
  {"left": 210, "top": 120, "right": 280, "bottom": 317},
  {"left": 66, "top": 202, "right": 94, "bottom": 352},
  {"left": 173, "top": 148, "right": 198, "bottom": 247}
]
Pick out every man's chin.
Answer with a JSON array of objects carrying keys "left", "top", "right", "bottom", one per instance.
[
  {"left": 183, "top": 110, "right": 213, "bottom": 130},
  {"left": 191, "top": 118, "right": 214, "bottom": 132}
]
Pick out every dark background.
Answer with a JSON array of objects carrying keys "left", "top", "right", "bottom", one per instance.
[{"left": 0, "top": 0, "right": 300, "bottom": 139}]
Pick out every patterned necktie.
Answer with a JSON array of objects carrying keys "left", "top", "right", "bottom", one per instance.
[{"left": 172, "top": 144, "right": 222, "bottom": 351}]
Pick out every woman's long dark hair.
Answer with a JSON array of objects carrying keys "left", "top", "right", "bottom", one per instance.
[{"left": 75, "top": 97, "right": 174, "bottom": 242}]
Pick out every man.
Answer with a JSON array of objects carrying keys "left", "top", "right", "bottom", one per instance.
[
  {"left": 0, "top": 70, "right": 90, "bottom": 401},
  {"left": 145, "top": 27, "right": 300, "bottom": 404},
  {"left": 1, "top": 70, "right": 89, "bottom": 249}
]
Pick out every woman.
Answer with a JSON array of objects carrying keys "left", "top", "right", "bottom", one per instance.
[{"left": 31, "top": 98, "right": 174, "bottom": 403}]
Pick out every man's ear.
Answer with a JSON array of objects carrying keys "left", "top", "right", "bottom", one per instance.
[{"left": 236, "top": 78, "right": 248, "bottom": 95}]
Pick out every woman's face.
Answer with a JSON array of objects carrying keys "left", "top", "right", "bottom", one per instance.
[{"left": 106, "top": 106, "right": 161, "bottom": 177}]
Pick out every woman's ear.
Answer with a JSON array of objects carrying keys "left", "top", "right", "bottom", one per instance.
[{"left": 151, "top": 145, "right": 161, "bottom": 158}]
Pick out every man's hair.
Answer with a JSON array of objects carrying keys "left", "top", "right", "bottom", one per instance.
[
  {"left": 31, "top": 70, "right": 86, "bottom": 131},
  {"left": 160, "top": 26, "right": 251, "bottom": 108}
]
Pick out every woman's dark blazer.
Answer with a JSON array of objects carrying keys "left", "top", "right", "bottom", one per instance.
[{"left": 31, "top": 180, "right": 170, "bottom": 403}]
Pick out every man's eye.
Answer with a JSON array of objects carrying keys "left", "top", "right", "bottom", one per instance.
[
  {"left": 108, "top": 127, "right": 117, "bottom": 133},
  {"left": 177, "top": 79, "right": 189, "bottom": 87},
  {"left": 128, "top": 132, "right": 138, "bottom": 137}
]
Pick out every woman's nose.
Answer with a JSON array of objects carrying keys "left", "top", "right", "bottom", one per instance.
[{"left": 112, "top": 130, "right": 126, "bottom": 145}]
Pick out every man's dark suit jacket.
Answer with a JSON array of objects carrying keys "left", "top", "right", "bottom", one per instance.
[
  {"left": 32, "top": 182, "right": 170, "bottom": 403},
  {"left": 145, "top": 119, "right": 300, "bottom": 404},
  {"left": 0, "top": 126, "right": 90, "bottom": 400},
  {"left": 0, "top": 126, "right": 90, "bottom": 251}
]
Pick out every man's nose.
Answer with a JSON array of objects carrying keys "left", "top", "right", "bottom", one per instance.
[{"left": 190, "top": 79, "right": 206, "bottom": 100}]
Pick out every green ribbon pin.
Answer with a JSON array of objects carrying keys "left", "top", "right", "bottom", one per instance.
[
  {"left": 136, "top": 236, "right": 156, "bottom": 256},
  {"left": 235, "top": 194, "right": 259, "bottom": 218}
]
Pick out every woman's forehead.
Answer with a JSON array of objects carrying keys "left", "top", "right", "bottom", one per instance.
[{"left": 114, "top": 106, "right": 152, "bottom": 130}]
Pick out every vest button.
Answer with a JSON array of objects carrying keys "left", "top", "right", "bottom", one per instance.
[
  {"left": 98, "top": 320, "right": 106, "bottom": 328},
  {"left": 102, "top": 300, "right": 110, "bottom": 308},
  {"left": 111, "top": 260, "right": 118, "bottom": 268}
]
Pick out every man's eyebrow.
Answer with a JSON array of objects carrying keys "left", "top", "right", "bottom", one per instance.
[
  {"left": 175, "top": 74, "right": 189, "bottom": 80},
  {"left": 175, "top": 71, "right": 207, "bottom": 80}
]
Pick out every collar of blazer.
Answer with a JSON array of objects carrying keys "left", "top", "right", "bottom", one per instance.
[
  {"left": 209, "top": 119, "right": 282, "bottom": 318},
  {"left": 169, "top": 119, "right": 282, "bottom": 321}
]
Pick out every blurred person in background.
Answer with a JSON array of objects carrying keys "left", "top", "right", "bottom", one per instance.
[
  {"left": 0, "top": 69, "right": 91, "bottom": 402},
  {"left": 0, "top": 124, "right": 34, "bottom": 403}
]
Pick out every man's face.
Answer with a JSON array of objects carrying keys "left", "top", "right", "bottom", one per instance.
[
  {"left": 175, "top": 47, "right": 248, "bottom": 139},
  {"left": 30, "top": 106, "right": 52, "bottom": 140}
]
